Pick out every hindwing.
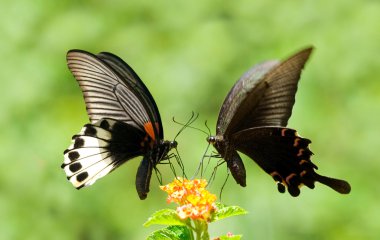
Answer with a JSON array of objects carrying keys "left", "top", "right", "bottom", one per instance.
[
  {"left": 62, "top": 119, "right": 146, "bottom": 189},
  {"left": 232, "top": 127, "right": 351, "bottom": 196}
]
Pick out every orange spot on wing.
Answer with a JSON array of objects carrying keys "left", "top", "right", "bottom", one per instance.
[
  {"left": 144, "top": 122, "right": 159, "bottom": 140},
  {"left": 285, "top": 173, "right": 297, "bottom": 184},
  {"left": 300, "top": 170, "right": 308, "bottom": 177},
  {"left": 297, "top": 149, "right": 304, "bottom": 157},
  {"left": 299, "top": 159, "right": 308, "bottom": 165},
  {"left": 293, "top": 138, "right": 301, "bottom": 147},
  {"left": 281, "top": 129, "right": 287, "bottom": 136}
]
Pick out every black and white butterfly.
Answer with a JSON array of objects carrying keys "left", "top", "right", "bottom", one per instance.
[
  {"left": 208, "top": 47, "right": 351, "bottom": 196},
  {"left": 62, "top": 50, "right": 177, "bottom": 199}
]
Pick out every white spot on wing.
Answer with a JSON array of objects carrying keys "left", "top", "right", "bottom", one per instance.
[
  {"left": 68, "top": 155, "right": 115, "bottom": 188},
  {"left": 64, "top": 152, "right": 113, "bottom": 176},
  {"left": 85, "top": 163, "right": 116, "bottom": 186},
  {"left": 63, "top": 147, "right": 105, "bottom": 164}
]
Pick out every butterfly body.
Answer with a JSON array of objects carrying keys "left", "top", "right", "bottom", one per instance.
[
  {"left": 208, "top": 47, "right": 351, "bottom": 196},
  {"left": 62, "top": 50, "right": 176, "bottom": 199}
]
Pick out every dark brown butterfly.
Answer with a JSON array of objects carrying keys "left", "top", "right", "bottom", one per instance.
[
  {"left": 61, "top": 50, "right": 177, "bottom": 199},
  {"left": 208, "top": 47, "right": 351, "bottom": 196}
]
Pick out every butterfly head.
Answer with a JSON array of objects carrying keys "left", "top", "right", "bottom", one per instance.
[
  {"left": 207, "top": 135, "right": 224, "bottom": 144},
  {"left": 166, "top": 140, "right": 178, "bottom": 149},
  {"left": 158, "top": 140, "right": 178, "bottom": 157},
  {"left": 207, "top": 136, "right": 216, "bottom": 145}
]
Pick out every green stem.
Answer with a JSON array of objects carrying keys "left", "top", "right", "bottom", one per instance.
[
  {"left": 202, "top": 222, "right": 209, "bottom": 240},
  {"left": 194, "top": 220, "right": 201, "bottom": 240},
  {"left": 193, "top": 220, "right": 210, "bottom": 240},
  {"left": 186, "top": 220, "right": 196, "bottom": 240}
]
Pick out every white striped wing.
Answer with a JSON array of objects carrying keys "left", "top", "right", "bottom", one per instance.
[
  {"left": 62, "top": 119, "right": 143, "bottom": 189},
  {"left": 67, "top": 50, "right": 151, "bottom": 132},
  {"left": 97, "top": 51, "right": 163, "bottom": 139}
]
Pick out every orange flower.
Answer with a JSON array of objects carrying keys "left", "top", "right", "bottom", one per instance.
[{"left": 160, "top": 178, "right": 217, "bottom": 221}]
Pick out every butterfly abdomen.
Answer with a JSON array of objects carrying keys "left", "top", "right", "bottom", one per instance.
[{"left": 226, "top": 150, "right": 247, "bottom": 187}]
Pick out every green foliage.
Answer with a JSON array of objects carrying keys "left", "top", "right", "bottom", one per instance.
[
  {"left": 144, "top": 209, "right": 187, "bottom": 227},
  {"left": 146, "top": 226, "right": 193, "bottom": 240},
  {"left": 218, "top": 235, "right": 242, "bottom": 240},
  {"left": 211, "top": 203, "right": 248, "bottom": 222},
  {"left": 145, "top": 202, "right": 247, "bottom": 239}
]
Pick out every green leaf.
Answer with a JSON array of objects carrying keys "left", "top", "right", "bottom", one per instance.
[
  {"left": 210, "top": 202, "right": 247, "bottom": 222},
  {"left": 144, "top": 209, "right": 186, "bottom": 227},
  {"left": 218, "top": 234, "right": 242, "bottom": 240},
  {"left": 146, "top": 225, "right": 193, "bottom": 240}
]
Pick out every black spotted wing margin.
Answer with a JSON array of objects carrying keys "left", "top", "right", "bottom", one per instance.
[
  {"left": 231, "top": 127, "right": 351, "bottom": 196},
  {"left": 62, "top": 119, "right": 145, "bottom": 189}
]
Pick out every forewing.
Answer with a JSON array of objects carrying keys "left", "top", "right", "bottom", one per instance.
[
  {"left": 216, "top": 60, "right": 279, "bottom": 136},
  {"left": 66, "top": 50, "right": 152, "bottom": 134},
  {"left": 218, "top": 47, "right": 313, "bottom": 136},
  {"left": 97, "top": 52, "right": 163, "bottom": 139},
  {"left": 243, "top": 47, "right": 313, "bottom": 128}
]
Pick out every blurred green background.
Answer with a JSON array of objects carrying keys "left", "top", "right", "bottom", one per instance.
[{"left": 1, "top": 0, "right": 379, "bottom": 239}]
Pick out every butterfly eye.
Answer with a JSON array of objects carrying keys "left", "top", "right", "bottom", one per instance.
[
  {"left": 207, "top": 136, "right": 216, "bottom": 144},
  {"left": 170, "top": 141, "right": 178, "bottom": 148}
]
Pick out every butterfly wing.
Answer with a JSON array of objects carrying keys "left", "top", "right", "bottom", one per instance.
[
  {"left": 62, "top": 119, "right": 146, "bottom": 189},
  {"left": 97, "top": 52, "right": 163, "bottom": 140},
  {"left": 232, "top": 127, "right": 351, "bottom": 196},
  {"left": 65, "top": 50, "right": 168, "bottom": 199},
  {"left": 217, "top": 47, "right": 313, "bottom": 137},
  {"left": 66, "top": 50, "right": 160, "bottom": 141},
  {"left": 216, "top": 60, "right": 279, "bottom": 136},
  {"left": 213, "top": 47, "right": 350, "bottom": 195}
]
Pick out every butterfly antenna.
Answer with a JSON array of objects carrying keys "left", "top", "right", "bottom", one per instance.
[
  {"left": 173, "top": 111, "right": 196, "bottom": 141},
  {"left": 204, "top": 120, "right": 212, "bottom": 138},
  {"left": 173, "top": 112, "right": 209, "bottom": 141}
]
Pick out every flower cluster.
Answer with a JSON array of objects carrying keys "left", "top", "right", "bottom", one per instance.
[{"left": 160, "top": 178, "right": 217, "bottom": 221}]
